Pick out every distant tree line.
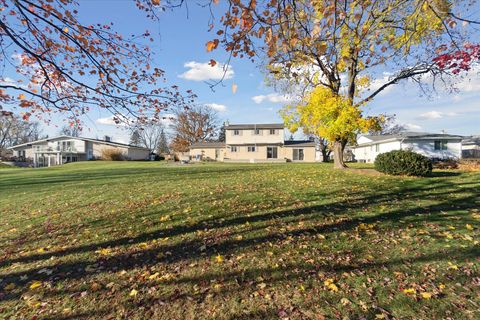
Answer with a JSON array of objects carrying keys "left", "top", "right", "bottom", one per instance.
[
  {"left": 0, "top": 114, "right": 45, "bottom": 154},
  {"left": 129, "top": 105, "right": 223, "bottom": 155}
]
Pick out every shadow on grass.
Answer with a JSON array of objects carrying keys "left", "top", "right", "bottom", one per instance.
[
  {"left": 1, "top": 168, "right": 479, "bottom": 320},
  {"left": 1, "top": 177, "right": 479, "bottom": 304},
  {"left": 4, "top": 176, "right": 475, "bottom": 268},
  {"left": 0, "top": 165, "right": 263, "bottom": 191},
  {"left": 429, "top": 171, "right": 463, "bottom": 177}
]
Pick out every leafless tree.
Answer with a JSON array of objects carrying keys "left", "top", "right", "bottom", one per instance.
[
  {"left": 130, "top": 122, "right": 166, "bottom": 153},
  {"left": 0, "top": 114, "right": 44, "bottom": 150},
  {"left": 59, "top": 125, "right": 81, "bottom": 137}
]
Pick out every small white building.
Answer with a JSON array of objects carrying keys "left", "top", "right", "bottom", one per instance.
[
  {"left": 352, "top": 132, "right": 463, "bottom": 163},
  {"left": 462, "top": 136, "right": 480, "bottom": 158}
]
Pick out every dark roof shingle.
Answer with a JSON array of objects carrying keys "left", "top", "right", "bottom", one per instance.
[{"left": 190, "top": 142, "right": 226, "bottom": 148}]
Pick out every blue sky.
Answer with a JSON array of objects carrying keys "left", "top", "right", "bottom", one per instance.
[{"left": 23, "top": 1, "right": 480, "bottom": 142}]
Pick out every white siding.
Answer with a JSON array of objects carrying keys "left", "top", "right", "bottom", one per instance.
[
  {"left": 353, "top": 138, "right": 462, "bottom": 163},
  {"left": 402, "top": 139, "right": 462, "bottom": 159},
  {"left": 353, "top": 141, "right": 401, "bottom": 163}
]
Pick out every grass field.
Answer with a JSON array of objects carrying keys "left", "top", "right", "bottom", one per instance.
[{"left": 0, "top": 161, "right": 479, "bottom": 319}]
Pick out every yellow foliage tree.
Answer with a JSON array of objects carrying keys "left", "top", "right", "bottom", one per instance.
[
  {"left": 210, "top": 0, "right": 477, "bottom": 168},
  {"left": 281, "top": 87, "right": 383, "bottom": 168}
]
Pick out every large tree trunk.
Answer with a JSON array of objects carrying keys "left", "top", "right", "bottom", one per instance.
[{"left": 333, "top": 140, "right": 347, "bottom": 169}]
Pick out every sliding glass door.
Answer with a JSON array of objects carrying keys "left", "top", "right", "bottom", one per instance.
[{"left": 267, "top": 146, "right": 278, "bottom": 159}]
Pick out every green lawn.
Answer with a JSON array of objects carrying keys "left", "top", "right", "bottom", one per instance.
[{"left": 0, "top": 162, "right": 478, "bottom": 319}]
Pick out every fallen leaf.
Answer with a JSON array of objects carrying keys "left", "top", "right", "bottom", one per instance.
[
  {"left": 129, "top": 289, "right": 138, "bottom": 297},
  {"left": 403, "top": 288, "right": 416, "bottom": 295},
  {"left": 421, "top": 292, "right": 432, "bottom": 299},
  {"left": 29, "top": 281, "right": 42, "bottom": 290}
]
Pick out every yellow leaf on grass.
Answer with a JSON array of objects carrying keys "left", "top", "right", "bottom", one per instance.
[
  {"left": 215, "top": 254, "right": 224, "bottom": 263},
  {"left": 129, "top": 289, "right": 138, "bottom": 297},
  {"left": 95, "top": 248, "right": 111, "bottom": 256},
  {"left": 421, "top": 292, "right": 432, "bottom": 299},
  {"left": 149, "top": 272, "right": 159, "bottom": 280},
  {"left": 324, "top": 279, "right": 338, "bottom": 292},
  {"left": 466, "top": 224, "right": 473, "bottom": 230},
  {"left": 29, "top": 281, "right": 42, "bottom": 290},
  {"left": 448, "top": 262, "right": 458, "bottom": 270},
  {"left": 403, "top": 288, "right": 416, "bottom": 295}
]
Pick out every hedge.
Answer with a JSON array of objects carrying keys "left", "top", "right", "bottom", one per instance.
[{"left": 374, "top": 150, "right": 432, "bottom": 176}]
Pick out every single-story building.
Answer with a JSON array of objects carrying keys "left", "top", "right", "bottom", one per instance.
[
  {"left": 189, "top": 142, "right": 226, "bottom": 162},
  {"left": 462, "top": 135, "right": 480, "bottom": 158},
  {"left": 352, "top": 132, "right": 463, "bottom": 163},
  {"left": 8, "top": 135, "right": 150, "bottom": 167}
]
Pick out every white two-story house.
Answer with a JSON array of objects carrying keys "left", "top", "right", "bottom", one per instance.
[{"left": 189, "top": 123, "right": 319, "bottom": 162}]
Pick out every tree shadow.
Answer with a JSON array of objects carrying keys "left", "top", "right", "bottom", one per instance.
[{"left": 1, "top": 169, "right": 479, "bottom": 319}]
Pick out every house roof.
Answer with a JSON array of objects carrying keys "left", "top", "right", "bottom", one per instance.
[
  {"left": 8, "top": 135, "right": 149, "bottom": 150},
  {"left": 462, "top": 135, "right": 480, "bottom": 145},
  {"left": 284, "top": 140, "right": 316, "bottom": 147},
  {"left": 356, "top": 132, "right": 464, "bottom": 146},
  {"left": 190, "top": 142, "right": 226, "bottom": 149},
  {"left": 225, "top": 123, "right": 284, "bottom": 130}
]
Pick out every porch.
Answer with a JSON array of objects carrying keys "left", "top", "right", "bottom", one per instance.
[{"left": 33, "top": 151, "right": 86, "bottom": 168}]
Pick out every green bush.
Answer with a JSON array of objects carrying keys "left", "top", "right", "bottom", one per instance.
[{"left": 374, "top": 150, "right": 432, "bottom": 176}]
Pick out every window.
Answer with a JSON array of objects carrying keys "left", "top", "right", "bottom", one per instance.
[
  {"left": 269, "top": 129, "right": 276, "bottom": 135},
  {"left": 267, "top": 146, "right": 278, "bottom": 159},
  {"left": 293, "top": 149, "right": 304, "bottom": 161},
  {"left": 231, "top": 146, "right": 238, "bottom": 152},
  {"left": 253, "top": 129, "right": 261, "bottom": 135},
  {"left": 375, "top": 144, "right": 380, "bottom": 152},
  {"left": 247, "top": 146, "right": 256, "bottom": 152},
  {"left": 434, "top": 140, "right": 448, "bottom": 150},
  {"left": 233, "top": 129, "right": 240, "bottom": 136}
]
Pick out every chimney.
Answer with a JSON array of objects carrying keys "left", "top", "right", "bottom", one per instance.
[{"left": 104, "top": 135, "right": 112, "bottom": 142}]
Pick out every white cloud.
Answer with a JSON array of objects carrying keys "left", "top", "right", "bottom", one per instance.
[
  {"left": 404, "top": 123, "right": 422, "bottom": 131},
  {"left": 252, "top": 93, "right": 293, "bottom": 104},
  {"left": 454, "top": 64, "right": 480, "bottom": 92},
  {"left": 205, "top": 103, "right": 227, "bottom": 112},
  {"left": 96, "top": 116, "right": 127, "bottom": 126},
  {"left": 179, "top": 61, "right": 234, "bottom": 81},
  {"left": 418, "top": 111, "right": 458, "bottom": 120},
  {"left": 366, "top": 72, "right": 396, "bottom": 96}
]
